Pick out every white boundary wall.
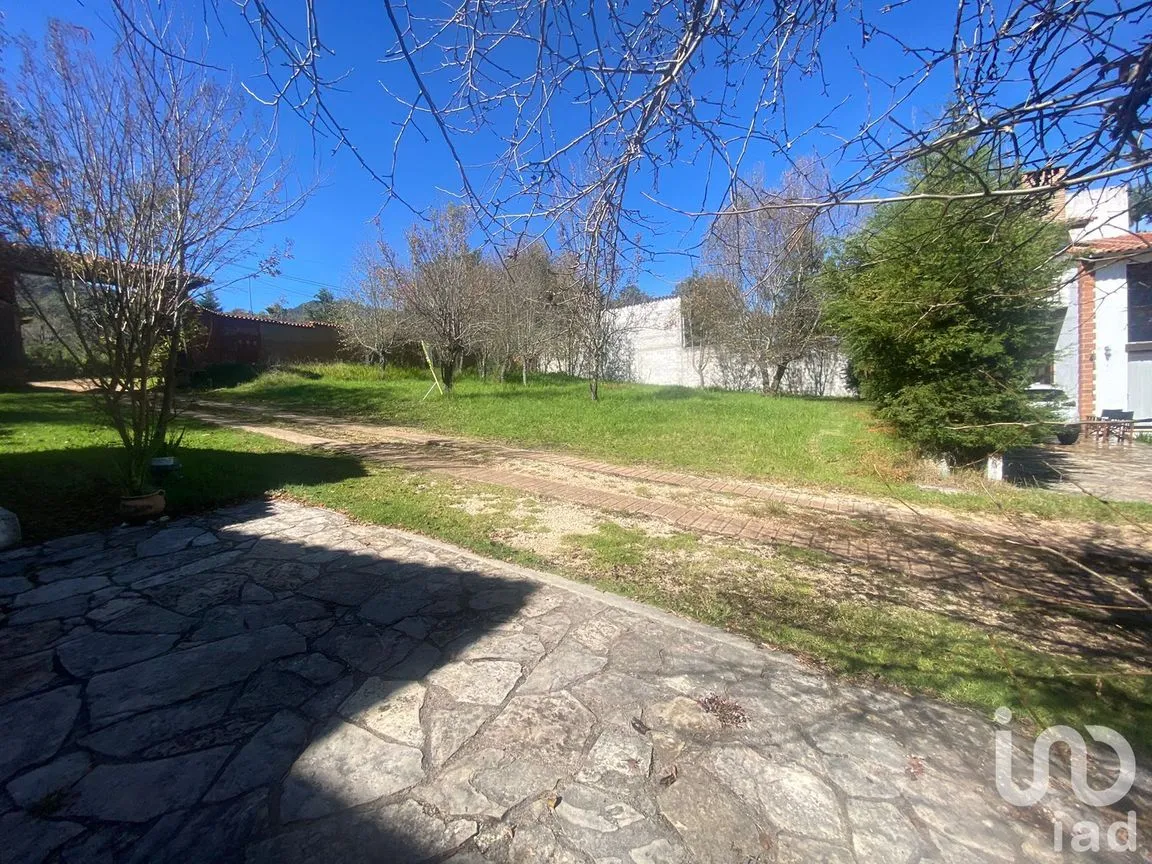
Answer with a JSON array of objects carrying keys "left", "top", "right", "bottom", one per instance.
[{"left": 604, "top": 296, "right": 850, "bottom": 396}]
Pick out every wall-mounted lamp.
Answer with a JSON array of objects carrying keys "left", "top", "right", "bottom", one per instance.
[{"left": 1104, "top": 345, "right": 1112, "bottom": 361}]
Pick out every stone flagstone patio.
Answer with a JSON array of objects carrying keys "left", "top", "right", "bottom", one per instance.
[{"left": 0, "top": 500, "right": 1145, "bottom": 863}]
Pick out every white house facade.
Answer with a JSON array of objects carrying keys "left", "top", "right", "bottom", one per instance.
[{"left": 1053, "top": 186, "right": 1152, "bottom": 420}]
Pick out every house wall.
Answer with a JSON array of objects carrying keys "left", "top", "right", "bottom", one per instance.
[
  {"left": 194, "top": 314, "right": 261, "bottom": 365},
  {"left": 1123, "top": 252, "right": 1152, "bottom": 419},
  {"left": 608, "top": 298, "right": 703, "bottom": 387},
  {"left": 1052, "top": 267, "right": 1080, "bottom": 416},
  {"left": 1060, "top": 184, "right": 1134, "bottom": 415},
  {"left": 1093, "top": 259, "right": 1129, "bottom": 413},
  {"left": 258, "top": 320, "right": 341, "bottom": 364},
  {"left": 1066, "top": 186, "right": 1130, "bottom": 242},
  {"left": 191, "top": 310, "right": 341, "bottom": 367}
]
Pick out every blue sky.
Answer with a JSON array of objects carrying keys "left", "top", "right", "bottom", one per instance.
[{"left": 2, "top": 1, "right": 963, "bottom": 312}]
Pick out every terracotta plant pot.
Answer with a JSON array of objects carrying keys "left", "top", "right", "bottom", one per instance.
[{"left": 119, "top": 489, "right": 166, "bottom": 520}]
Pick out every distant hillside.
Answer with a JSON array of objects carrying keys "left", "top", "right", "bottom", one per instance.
[{"left": 257, "top": 292, "right": 338, "bottom": 324}]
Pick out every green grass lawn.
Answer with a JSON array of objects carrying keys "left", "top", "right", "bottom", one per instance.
[
  {"left": 3, "top": 388, "right": 1148, "bottom": 751},
  {"left": 214, "top": 363, "right": 898, "bottom": 487},
  {"left": 0, "top": 389, "right": 544, "bottom": 555},
  {"left": 210, "top": 362, "right": 1152, "bottom": 521},
  {"left": 0, "top": 390, "right": 368, "bottom": 543}
]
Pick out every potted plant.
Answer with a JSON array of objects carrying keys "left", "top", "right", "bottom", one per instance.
[
  {"left": 118, "top": 434, "right": 168, "bottom": 520},
  {"left": 114, "top": 383, "right": 188, "bottom": 522},
  {"left": 4, "top": 18, "right": 300, "bottom": 533}
]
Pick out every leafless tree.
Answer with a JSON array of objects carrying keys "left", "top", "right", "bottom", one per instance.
[
  {"left": 676, "top": 273, "right": 734, "bottom": 388},
  {"left": 337, "top": 242, "right": 406, "bottom": 366},
  {"left": 542, "top": 251, "right": 586, "bottom": 378},
  {"left": 475, "top": 261, "right": 517, "bottom": 382},
  {"left": 555, "top": 213, "right": 638, "bottom": 400},
  {"left": 365, "top": 204, "right": 488, "bottom": 389},
  {"left": 701, "top": 166, "right": 827, "bottom": 394},
  {"left": 229, "top": 1, "right": 1149, "bottom": 261},
  {"left": 478, "top": 244, "right": 565, "bottom": 384},
  {"left": 0, "top": 11, "right": 303, "bottom": 493}
]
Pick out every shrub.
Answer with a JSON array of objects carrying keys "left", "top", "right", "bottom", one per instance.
[{"left": 824, "top": 147, "right": 1067, "bottom": 462}]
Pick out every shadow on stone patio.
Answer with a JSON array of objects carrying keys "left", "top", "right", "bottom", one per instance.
[
  {"left": 1006, "top": 441, "right": 1152, "bottom": 505},
  {"left": 4, "top": 498, "right": 1150, "bottom": 864},
  {"left": 0, "top": 499, "right": 540, "bottom": 863},
  {"left": 0, "top": 440, "right": 369, "bottom": 545}
]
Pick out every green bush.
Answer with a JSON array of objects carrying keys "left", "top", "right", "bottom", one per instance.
[{"left": 824, "top": 148, "right": 1067, "bottom": 462}]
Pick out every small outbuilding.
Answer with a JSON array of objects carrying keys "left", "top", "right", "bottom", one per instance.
[{"left": 190, "top": 309, "right": 341, "bottom": 367}]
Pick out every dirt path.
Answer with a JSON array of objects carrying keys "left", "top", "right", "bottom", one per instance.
[
  {"left": 190, "top": 399, "right": 1152, "bottom": 667},
  {"left": 188, "top": 399, "right": 1151, "bottom": 605}
]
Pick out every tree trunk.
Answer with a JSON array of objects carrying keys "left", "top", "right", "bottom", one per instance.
[
  {"left": 771, "top": 361, "right": 789, "bottom": 395},
  {"left": 441, "top": 345, "right": 463, "bottom": 390},
  {"left": 522, "top": 359, "right": 528, "bottom": 386},
  {"left": 153, "top": 312, "right": 184, "bottom": 455}
]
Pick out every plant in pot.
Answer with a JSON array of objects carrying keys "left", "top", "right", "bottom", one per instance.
[
  {"left": 113, "top": 377, "right": 183, "bottom": 521},
  {"left": 118, "top": 479, "right": 166, "bottom": 521}
]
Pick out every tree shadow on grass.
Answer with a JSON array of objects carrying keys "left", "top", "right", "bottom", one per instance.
[
  {"left": 206, "top": 383, "right": 419, "bottom": 425},
  {"left": 0, "top": 446, "right": 367, "bottom": 545},
  {"left": 0, "top": 389, "right": 105, "bottom": 432},
  {"left": 647, "top": 385, "right": 707, "bottom": 400},
  {"left": 786, "top": 506, "right": 1152, "bottom": 663}
]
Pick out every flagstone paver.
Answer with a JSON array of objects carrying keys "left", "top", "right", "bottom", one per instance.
[{"left": 0, "top": 499, "right": 1145, "bottom": 862}]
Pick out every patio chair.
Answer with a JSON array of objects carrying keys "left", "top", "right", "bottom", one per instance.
[{"left": 1100, "top": 409, "right": 1135, "bottom": 443}]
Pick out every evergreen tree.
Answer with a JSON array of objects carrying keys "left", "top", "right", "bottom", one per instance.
[
  {"left": 1130, "top": 180, "right": 1152, "bottom": 232},
  {"left": 824, "top": 148, "right": 1066, "bottom": 462},
  {"left": 196, "top": 288, "right": 222, "bottom": 312},
  {"left": 610, "top": 284, "right": 653, "bottom": 308},
  {"left": 310, "top": 287, "right": 337, "bottom": 322}
]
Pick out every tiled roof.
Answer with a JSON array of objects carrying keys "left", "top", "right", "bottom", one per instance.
[
  {"left": 0, "top": 240, "right": 211, "bottom": 288},
  {"left": 200, "top": 309, "right": 338, "bottom": 329},
  {"left": 1071, "top": 232, "right": 1152, "bottom": 258}
]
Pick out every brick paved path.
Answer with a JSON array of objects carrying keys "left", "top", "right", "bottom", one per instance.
[
  {"left": 189, "top": 402, "right": 1152, "bottom": 615},
  {"left": 2, "top": 502, "right": 1146, "bottom": 863}
]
